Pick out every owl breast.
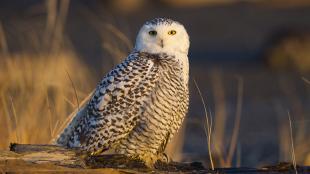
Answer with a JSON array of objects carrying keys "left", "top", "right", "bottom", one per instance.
[{"left": 115, "top": 54, "right": 189, "bottom": 161}]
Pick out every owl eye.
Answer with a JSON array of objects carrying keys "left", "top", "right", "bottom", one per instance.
[
  {"left": 148, "top": 30, "right": 157, "bottom": 36},
  {"left": 168, "top": 30, "right": 177, "bottom": 35}
]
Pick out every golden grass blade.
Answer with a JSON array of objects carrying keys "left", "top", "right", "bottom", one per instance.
[
  {"left": 226, "top": 76, "right": 243, "bottom": 166},
  {"left": 236, "top": 143, "right": 241, "bottom": 167},
  {"left": 193, "top": 78, "right": 214, "bottom": 170},
  {"left": 52, "top": 120, "right": 60, "bottom": 138},
  {"left": 46, "top": 94, "right": 54, "bottom": 138},
  {"left": 210, "top": 69, "right": 226, "bottom": 166},
  {"left": 0, "top": 21, "right": 8, "bottom": 56},
  {"left": 1, "top": 94, "right": 13, "bottom": 146},
  {"left": 278, "top": 77, "right": 305, "bottom": 147},
  {"left": 52, "top": 0, "right": 70, "bottom": 52},
  {"left": 302, "top": 77, "right": 310, "bottom": 85},
  {"left": 288, "top": 111, "right": 298, "bottom": 174},
  {"left": 63, "top": 96, "right": 76, "bottom": 108},
  {"left": 274, "top": 102, "right": 290, "bottom": 162},
  {"left": 65, "top": 70, "right": 80, "bottom": 111},
  {"left": 45, "top": 0, "right": 57, "bottom": 32},
  {"left": 59, "top": 0, "right": 70, "bottom": 26},
  {"left": 44, "top": 0, "right": 57, "bottom": 49},
  {"left": 9, "top": 96, "right": 20, "bottom": 143}
]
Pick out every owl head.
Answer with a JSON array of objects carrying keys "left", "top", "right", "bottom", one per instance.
[{"left": 134, "top": 18, "right": 190, "bottom": 55}]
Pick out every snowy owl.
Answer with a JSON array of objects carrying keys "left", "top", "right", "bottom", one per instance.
[{"left": 56, "top": 18, "right": 190, "bottom": 167}]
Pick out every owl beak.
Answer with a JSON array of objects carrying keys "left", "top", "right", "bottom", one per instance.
[{"left": 158, "top": 39, "right": 164, "bottom": 48}]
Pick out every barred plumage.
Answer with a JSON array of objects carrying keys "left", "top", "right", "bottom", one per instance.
[{"left": 55, "top": 18, "right": 190, "bottom": 167}]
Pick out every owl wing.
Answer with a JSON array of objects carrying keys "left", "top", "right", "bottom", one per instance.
[{"left": 78, "top": 52, "right": 159, "bottom": 153}]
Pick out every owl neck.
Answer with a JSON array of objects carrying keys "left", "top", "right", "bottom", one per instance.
[{"left": 136, "top": 50, "right": 189, "bottom": 87}]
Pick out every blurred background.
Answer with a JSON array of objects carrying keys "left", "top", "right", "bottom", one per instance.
[{"left": 0, "top": 0, "right": 310, "bottom": 168}]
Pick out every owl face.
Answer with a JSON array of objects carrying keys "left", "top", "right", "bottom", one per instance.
[{"left": 135, "top": 18, "right": 190, "bottom": 55}]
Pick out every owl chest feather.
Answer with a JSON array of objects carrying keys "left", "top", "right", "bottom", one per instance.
[{"left": 116, "top": 56, "right": 189, "bottom": 155}]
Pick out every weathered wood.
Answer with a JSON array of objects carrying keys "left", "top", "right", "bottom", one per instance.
[
  {"left": 9, "top": 143, "right": 85, "bottom": 168},
  {"left": 4, "top": 144, "right": 206, "bottom": 173},
  {"left": 1, "top": 144, "right": 143, "bottom": 173},
  {"left": 0, "top": 143, "right": 309, "bottom": 173},
  {"left": 86, "top": 154, "right": 205, "bottom": 172}
]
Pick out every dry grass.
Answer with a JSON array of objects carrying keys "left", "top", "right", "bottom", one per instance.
[
  {"left": 204, "top": 70, "right": 244, "bottom": 167},
  {"left": 0, "top": 52, "right": 93, "bottom": 149},
  {"left": 203, "top": 70, "right": 309, "bottom": 167},
  {"left": 302, "top": 77, "right": 310, "bottom": 85},
  {"left": 209, "top": 69, "right": 227, "bottom": 166},
  {"left": 193, "top": 79, "right": 214, "bottom": 170},
  {"left": 225, "top": 76, "right": 243, "bottom": 166},
  {"left": 287, "top": 111, "right": 298, "bottom": 174},
  {"left": 0, "top": 0, "right": 94, "bottom": 149},
  {"left": 277, "top": 77, "right": 310, "bottom": 165}
]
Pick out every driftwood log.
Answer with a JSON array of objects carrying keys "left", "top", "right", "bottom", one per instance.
[{"left": 0, "top": 144, "right": 309, "bottom": 173}]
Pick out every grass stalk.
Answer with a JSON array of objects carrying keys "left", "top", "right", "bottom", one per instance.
[
  {"left": 193, "top": 79, "right": 214, "bottom": 170},
  {"left": 46, "top": 93, "right": 54, "bottom": 138},
  {"left": 2, "top": 94, "right": 13, "bottom": 147},
  {"left": 301, "top": 77, "right": 310, "bottom": 85},
  {"left": 52, "top": 120, "right": 60, "bottom": 138},
  {"left": 288, "top": 111, "right": 298, "bottom": 174},
  {"left": 226, "top": 76, "right": 243, "bottom": 166},
  {"left": 0, "top": 21, "right": 8, "bottom": 56},
  {"left": 66, "top": 70, "right": 80, "bottom": 111},
  {"left": 236, "top": 143, "right": 241, "bottom": 167},
  {"left": 63, "top": 96, "right": 76, "bottom": 108},
  {"left": 9, "top": 96, "right": 20, "bottom": 143},
  {"left": 210, "top": 69, "right": 227, "bottom": 166}
]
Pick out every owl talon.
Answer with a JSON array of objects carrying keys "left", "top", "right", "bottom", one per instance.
[
  {"left": 158, "top": 153, "right": 171, "bottom": 163},
  {"left": 90, "top": 149, "right": 103, "bottom": 156}
]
